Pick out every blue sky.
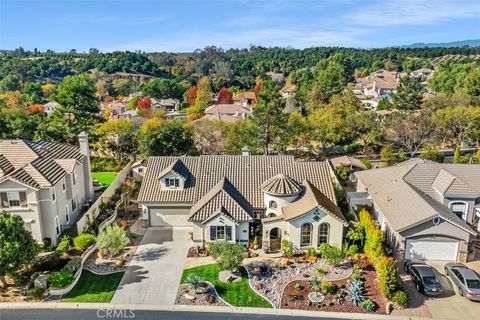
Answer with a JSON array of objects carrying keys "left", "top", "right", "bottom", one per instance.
[{"left": 1, "top": 0, "right": 479, "bottom": 52}]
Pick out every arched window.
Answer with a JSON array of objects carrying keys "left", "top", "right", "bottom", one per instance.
[
  {"left": 318, "top": 223, "right": 330, "bottom": 246},
  {"left": 300, "top": 223, "right": 312, "bottom": 247},
  {"left": 449, "top": 201, "right": 468, "bottom": 220},
  {"left": 269, "top": 200, "right": 277, "bottom": 209},
  {"left": 268, "top": 212, "right": 276, "bottom": 218}
]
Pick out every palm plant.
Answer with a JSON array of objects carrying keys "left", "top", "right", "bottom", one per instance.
[{"left": 310, "top": 276, "right": 322, "bottom": 293}]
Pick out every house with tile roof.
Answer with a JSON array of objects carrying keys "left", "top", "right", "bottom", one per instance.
[
  {"left": 137, "top": 155, "right": 347, "bottom": 250},
  {"left": 203, "top": 104, "right": 252, "bottom": 122},
  {"left": 353, "top": 159, "right": 479, "bottom": 262},
  {"left": 0, "top": 133, "right": 94, "bottom": 245}
]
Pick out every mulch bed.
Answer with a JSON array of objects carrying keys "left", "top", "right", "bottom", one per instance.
[{"left": 280, "top": 266, "right": 387, "bottom": 314}]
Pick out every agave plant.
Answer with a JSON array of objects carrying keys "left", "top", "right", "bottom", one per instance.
[
  {"left": 347, "top": 280, "right": 365, "bottom": 306},
  {"left": 310, "top": 276, "right": 322, "bottom": 293},
  {"left": 185, "top": 274, "right": 205, "bottom": 291}
]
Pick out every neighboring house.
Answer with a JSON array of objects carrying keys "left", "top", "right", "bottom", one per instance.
[
  {"left": 266, "top": 72, "right": 285, "bottom": 83},
  {"left": 43, "top": 101, "right": 61, "bottom": 116},
  {"left": 156, "top": 98, "right": 180, "bottom": 111},
  {"left": 330, "top": 156, "right": 368, "bottom": 171},
  {"left": 355, "top": 69, "right": 400, "bottom": 100},
  {"left": 203, "top": 104, "right": 252, "bottom": 122},
  {"left": 132, "top": 159, "right": 146, "bottom": 182},
  {"left": 137, "top": 155, "right": 346, "bottom": 250},
  {"left": 233, "top": 92, "right": 256, "bottom": 107},
  {"left": 0, "top": 133, "right": 94, "bottom": 245},
  {"left": 352, "top": 159, "right": 479, "bottom": 262},
  {"left": 410, "top": 68, "right": 435, "bottom": 82}
]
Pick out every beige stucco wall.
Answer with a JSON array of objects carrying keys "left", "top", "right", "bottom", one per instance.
[
  {"left": 263, "top": 192, "right": 299, "bottom": 217},
  {"left": 263, "top": 206, "right": 344, "bottom": 250}
]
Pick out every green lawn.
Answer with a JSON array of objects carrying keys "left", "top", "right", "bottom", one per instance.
[
  {"left": 181, "top": 264, "right": 272, "bottom": 308},
  {"left": 92, "top": 172, "right": 117, "bottom": 191},
  {"left": 61, "top": 270, "right": 124, "bottom": 303}
]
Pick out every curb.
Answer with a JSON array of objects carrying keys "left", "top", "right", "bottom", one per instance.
[{"left": 0, "top": 302, "right": 433, "bottom": 320}]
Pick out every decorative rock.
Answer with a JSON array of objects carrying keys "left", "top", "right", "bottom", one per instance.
[
  {"left": 218, "top": 270, "right": 241, "bottom": 283},
  {"left": 34, "top": 274, "right": 48, "bottom": 289},
  {"left": 308, "top": 292, "right": 325, "bottom": 303},
  {"left": 184, "top": 293, "right": 196, "bottom": 300}
]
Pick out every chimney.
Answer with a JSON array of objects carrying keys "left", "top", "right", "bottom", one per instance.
[
  {"left": 78, "top": 132, "right": 94, "bottom": 202},
  {"left": 241, "top": 146, "right": 250, "bottom": 156}
]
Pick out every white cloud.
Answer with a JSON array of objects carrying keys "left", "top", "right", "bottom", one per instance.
[{"left": 348, "top": 0, "right": 480, "bottom": 27}]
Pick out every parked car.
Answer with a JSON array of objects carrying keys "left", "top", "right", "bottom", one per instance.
[
  {"left": 404, "top": 260, "right": 443, "bottom": 295},
  {"left": 445, "top": 263, "right": 480, "bottom": 301},
  {"left": 404, "top": 259, "right": 425, "bottom": 273}
]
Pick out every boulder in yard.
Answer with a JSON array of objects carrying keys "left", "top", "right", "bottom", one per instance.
[
  {"left": 218, "top": 270, "right": 241, "bottom": 283},
  {"left": 34, "top": 274, "right": 48, "bottom": 289}
]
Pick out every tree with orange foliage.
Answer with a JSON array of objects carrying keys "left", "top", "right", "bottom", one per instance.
[
  {"left": 253, "top": 78, "right": 262, "bottom": 104},
  {"left": 137, "top": 96, "right": 152, "bottom": 117},
  {"left": 28, "top": 104, "right": 45, "bottom": 115},
  {"left": 217, "top": 87, "right": 233, "bottom": 104},
  {"left": 187, "top": 86, "right": 197, "bottom": 106}
]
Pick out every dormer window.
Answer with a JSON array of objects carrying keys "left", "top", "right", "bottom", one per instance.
[{"left": 166, "top": 178, "right": 180, "bottom": 188}]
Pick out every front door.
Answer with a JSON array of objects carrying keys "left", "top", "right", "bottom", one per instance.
[{"left": 269, "top": 227, "right": 282, "bottom": 251}]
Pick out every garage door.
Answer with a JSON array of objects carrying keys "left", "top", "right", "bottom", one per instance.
[
  {"left": 150, "top": 208, "right": 190, "bottom": 227},
  {"left": 405, "top": 239, "right": 458, "bottom": 261}
]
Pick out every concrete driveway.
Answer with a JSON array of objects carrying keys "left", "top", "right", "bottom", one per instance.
[
  {"left": 111, "top": 227, "right": 192, "bottom": 305},
  {"left": 394, "top": 260, "right": 480, "bottom": 320}
]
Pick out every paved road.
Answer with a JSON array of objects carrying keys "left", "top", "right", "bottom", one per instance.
[
  {"left": 111, "top": 227, "right": 192, "bottom": 305},
  {"left": 0, "top": 309, "right": 359, "bottom": 320}
]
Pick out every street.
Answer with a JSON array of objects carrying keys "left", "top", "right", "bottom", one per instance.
[{"left": 0, "top": 309, "right": 356, "bottom": 320}]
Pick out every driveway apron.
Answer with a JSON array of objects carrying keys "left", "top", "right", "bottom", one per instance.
[{"left": 111, "top": 227, "right": 192, "bottom": 305}]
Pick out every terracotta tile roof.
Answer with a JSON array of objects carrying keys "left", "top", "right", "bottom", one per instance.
[
  {"left": 138, "top": 155, "right": 337, "bottom": 211},
  {"left": 188, "top": 177, "right": 254, "bottom": 223},
  {"left": 261, "top": 173, "right": 302, "bottom": 196},
  {"left": 0, "top": 139, "right": 85, "bottom": 189},
  {"left": 233, "top": 92, "right": 256, "bottom": 101}
]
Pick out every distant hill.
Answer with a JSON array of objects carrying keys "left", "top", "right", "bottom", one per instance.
[{"left": 398, "top": 39, "right": 480, "bottom": 48}]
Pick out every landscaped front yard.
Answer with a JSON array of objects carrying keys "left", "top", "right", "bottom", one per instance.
[
  {"left": 61, "top": 270, "right": 124, "bottom": 303},
  {"left": 180, "top": 264, "right": 272, "bottom": 308}
]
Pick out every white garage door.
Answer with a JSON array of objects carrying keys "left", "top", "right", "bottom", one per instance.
[
  {"left": 150, "top": 208, "right": 190, "bottom": 227},
  {"left": 405, "top": 239, "right": 458, "bottom": 261}
]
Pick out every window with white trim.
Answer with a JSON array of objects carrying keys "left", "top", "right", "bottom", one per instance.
[
  {"left": 71, "top": 196, "right": 77, "bottom": 211},
  {"left": 210, "top": 225, "right": 232, "bottom": 241},
  {"left": 318, "top": 223, "right": 330, "bottom": 246},
  {"left": 450, "top": 201, "right": 467, "bottom": 220},
  {"left": 300, "top": 223, "right": 312, "bottom": 247},
  {"left": 165, "top": 177, "right": 180, "bottom": 188},
  {"left": 55, "top": 216, "right": 60, "bottom": 236},
  {"left": 0, "top": 192, "right": 27, "bottom": 208},
  {"left": 65, "top": 205, "right": 70, "bottom": 223}
]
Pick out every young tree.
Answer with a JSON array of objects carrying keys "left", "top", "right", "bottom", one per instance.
[
  {"left": 250, "top": 80, "right": 287, "bottom": 155},
  {"left": 207, "top": 241, "right": 247, "bottom": 271},
  {"left": 0, "top": 211, "right": 38, "bottom": 287},
  {"left": 380, "top": 146, "right": 397, "bottom": 166},
  {"left": 97, "top": 224, "right": 129, "bottom": 258},
  {"left": 137, "top": 96, "right": 152, "bottom": 117},
  {"left": 216, "top": 87, "right": 233, "bottom": 104},
  {"left": 393, "top": 76, "right": 424, "bottom": 110},
  {"left": 186, "top": 86, "right": 198, "bottom": 106},
  {"left": 127, "top": 96, "right": 139, "bottom": 110},
  {"left": 195, "top": 76, "right": 212, "bottom": 110}
]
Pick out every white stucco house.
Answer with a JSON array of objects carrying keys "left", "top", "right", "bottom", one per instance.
[
  {"left": 0, "top": 133, "right": 94, "bottom": 245},
  {"left": 137, "top": 154, "right": 347, "bottom": 250}
]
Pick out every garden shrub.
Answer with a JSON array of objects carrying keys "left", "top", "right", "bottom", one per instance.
[
  {"left": 207, "top": 241, "right": 247, "bottom": 271},
  {"left": 56, "top": 236, "right": 71, "bottom": 254},
  {"left": 310, "top": 276, "right": 321, "bottom": 293},
  {"left": 321, "top": 281, "right": 337, "bottom": 295},
  {"left": 347, "top": 244, "right": 359, "bottom": 256},
  {"left": 362, "top": 298, "right": 377, "bottom": 311},
  {"left": 62, "top": 256, "right": 82, "bottom": 273},
  {"left": 281, "top": 239, "right": 294, "bottom": 257},
  {"left": 73, "top": 233, "right": 96, "bottom": 251},
  {"left": 27, "top": 288, "right": 45, "bottom": 300},
  {"left": 91, "top": 157, "right": 127, "bottom": 172},
  {"left": 377, "top": 256, "right": 399, "bottom": 298},
  {"left": 316, "top": 267, "right": 327, "bottom": 276},
  {"left": 335, "top": 165, "right": 352, "bottom": 182},
  {"left": 391, "top": 290, "right": 408, "bottom": 307},
  {"left": 48, "top": 271, "right": 74, "bottom": 288},
  {"left": 318, "top": 243, "right": 344, "bottom": 267},
  {"left": 359, "top": 209, "right": 383, "bottom": 263},
  {"left": 97, "top": 224, "right": 129, "bottom": 258}
]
